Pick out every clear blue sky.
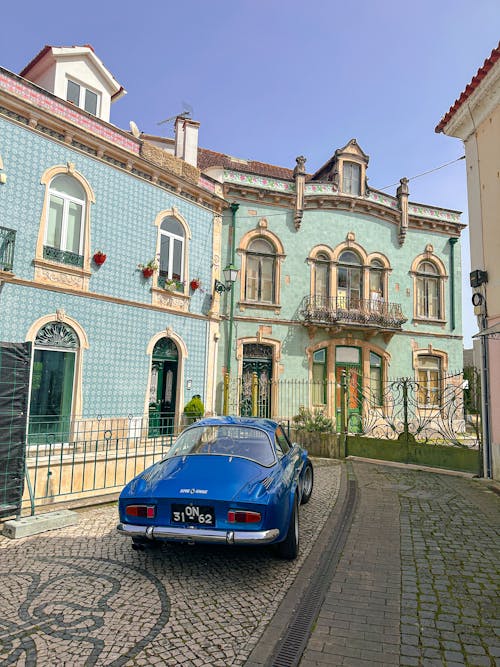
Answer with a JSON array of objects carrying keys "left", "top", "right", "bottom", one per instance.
[{"left": 2, "top": 0, "right": 499, "bottom": 346}]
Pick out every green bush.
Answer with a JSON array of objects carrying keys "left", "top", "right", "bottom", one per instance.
[
  {"left": 183, "top": 394, "right": 205, "bottom": 423},
  {"left": 292, "top": 406, "right": 334, "bottom": 433}
]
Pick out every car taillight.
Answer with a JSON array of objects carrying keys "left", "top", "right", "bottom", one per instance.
[
  {"left": 227, "top": 510, "right": 261, "bottom": 523},
  {"left": 126, "top": 505, "right": 155, "bottom": 518}
]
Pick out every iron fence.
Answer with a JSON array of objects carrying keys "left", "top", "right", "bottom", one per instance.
[{"left": 18, "top": 412, "right": 201, "bottom": 513}]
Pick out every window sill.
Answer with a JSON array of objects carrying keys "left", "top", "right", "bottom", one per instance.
[
  {"left": 151, "top": 286, "right": 190, "bottom": 312},
  {"left": 238, "top": 300, "right": 281, "bottom": 315},
  {"left": 412, "top": 317, "right": 447, "bottom": 326},
  {"left": 33, "top": 257, "right": 91, "bottom": 290}
]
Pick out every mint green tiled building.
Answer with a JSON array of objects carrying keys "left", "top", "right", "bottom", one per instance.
[{"left": 199, "top": 140, "right": 464, "bottom": 424}]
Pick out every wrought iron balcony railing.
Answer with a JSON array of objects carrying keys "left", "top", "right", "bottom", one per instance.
[
  {"left": 43, "top": 245, "right": 84, "bottom": 267},
  {"left": 299, "top": 295, "right": 407, "bottom": 329},
  {"left": 0, "top": 226, "right": 16, "bottom": 271}
]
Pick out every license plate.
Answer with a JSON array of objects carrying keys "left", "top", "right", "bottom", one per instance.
[{"left": 171, "top": 504, "right": 215, "bottom": 526}]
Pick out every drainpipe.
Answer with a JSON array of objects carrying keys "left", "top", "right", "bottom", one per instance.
[
  {"left": 449, "top": 237, "right": 458, "bottom": 331},
  {"left": 226, "top": 202, "right": 239, "bottom": 380}
]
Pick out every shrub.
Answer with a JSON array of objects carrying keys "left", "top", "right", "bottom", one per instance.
[
  {"left": 292, "top": 406, "right": 334, "bottom": 433},
  {"left": 183, "top": 394, "right": 205, "bottom": 423}
]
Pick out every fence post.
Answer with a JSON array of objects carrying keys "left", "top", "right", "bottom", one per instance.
[
  {"left": 340, "top": 370, "right": 348, "bottom": 457},
  {"left": 223, "top": 373, "right": 230, "bottom": 416},
  {"left": 251, "top": 372, "right": 258, "bottom": 417},
  {"left": 402, "top": 378, "right": 409, "bottom": 445}
]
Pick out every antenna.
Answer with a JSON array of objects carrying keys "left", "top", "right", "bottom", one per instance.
[
  {"left": 157, "top": 102, "right": 194, "bottom": 126},
  {"left": 129, "top": 121, "right": 141, "bottom": 138}
]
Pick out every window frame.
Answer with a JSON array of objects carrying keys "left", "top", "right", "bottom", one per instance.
[
  {"left": 238, "top": 229, "right": 285, "bottom": 311},
  {"left": 342, "top": 161, "right": 361, "bottom": 195},
  {"left": 245, "top": 238, "right": 276, "bottom": 304},
  {"left": 411, "top": 250, "right": 447, "bottom": 324},
  {"left": 416, "top": 354, "right": 442, "bottom": 407},
  {"left": 66, "top": 78, "right": 100, "bottom": 116},
  {"left": 159, "top": 217, "right": 186, "bottom": 285},
  {"left": 44, "top": 174, "right": 86, "bottom": 259}
]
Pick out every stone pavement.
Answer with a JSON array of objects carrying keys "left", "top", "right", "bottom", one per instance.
[
  {"left": 299, "top": 461, "right": 500, "bottom": 667},
  {"left": 0, "top": 459, "right": 499, "bottom": 666},
  {"left": 0, "top": 460, "right": 341, "bottom": 666}
]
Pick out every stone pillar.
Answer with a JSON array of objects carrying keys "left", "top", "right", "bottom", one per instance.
[
  {"left": 293, "top": 155, "right": 306, "bottom": 230},
  {"left": 397, "top": 177, "right": 409, "bottom": 245}
]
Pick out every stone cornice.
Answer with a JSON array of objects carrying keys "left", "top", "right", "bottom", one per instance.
[
  {"left": 224, "top": 177, "right": 464, "bottom": 237},
  {"left": 0, "top": 69, "right": 225, "bottom": 213}
]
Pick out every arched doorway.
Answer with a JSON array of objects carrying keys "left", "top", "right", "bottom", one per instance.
[
  {"left": 148, "top": 338, "right": 179, "bottom": 436},
  {"left": 28, "top": 321, "right": 79, "bottom": 443},
  {"left": 240, "top": 343, "right": 273, "bottom": 417}
]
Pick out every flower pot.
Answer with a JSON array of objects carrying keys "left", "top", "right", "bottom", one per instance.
[
  {"left": 93, "top": 253, "right": 107, "bottom": 266},
  {"left": 142, "top": 268, "right": 154, "bottom": 279},
  {"left": 190, "top": 279, "right": 200, "bottom": 291}
]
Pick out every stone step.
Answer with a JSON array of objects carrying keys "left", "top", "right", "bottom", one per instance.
[{"left": 2, "top": 510, "right": 78, "bottom": 539}]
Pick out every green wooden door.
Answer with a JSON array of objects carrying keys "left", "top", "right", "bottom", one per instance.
[{"left": 148, "top": 338, "right": 178, "bottom": 437}]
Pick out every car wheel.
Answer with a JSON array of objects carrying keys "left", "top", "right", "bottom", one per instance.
[
  {"left": 277, "top": 495, "right": 299, "bottom": 560},
  {"left": 300, "top": 461, "right": 314, "bottom": 505}
]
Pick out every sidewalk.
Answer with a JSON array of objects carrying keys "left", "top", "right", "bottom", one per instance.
[{"left": 290, "top": 461, "right": 499, "bottom": 666}]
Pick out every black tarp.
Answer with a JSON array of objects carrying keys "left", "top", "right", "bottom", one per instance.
[{"left": 0, "top": 342, "right": 31, "bottom": 518}]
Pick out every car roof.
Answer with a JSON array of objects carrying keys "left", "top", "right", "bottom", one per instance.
[{"left": 190, "top": 416, "right": 280, "bottom": 438}]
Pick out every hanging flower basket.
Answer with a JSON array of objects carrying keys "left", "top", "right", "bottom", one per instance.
[
  {"left": 142, "top": 267, "right": 154, "bottom": 279},
  {"left": 190, "top": 278, "right": 201, "bottom": 291},
  {"left": 93, "top": 251, "right": 107, "bottom": 266}
]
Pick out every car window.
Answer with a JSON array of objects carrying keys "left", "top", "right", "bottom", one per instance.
[
  {"left": 275, "top": 426, "right": 291, "bottom": 457},
  {"left": 166, "top": 425, "right": 276, "bottom": 466}
]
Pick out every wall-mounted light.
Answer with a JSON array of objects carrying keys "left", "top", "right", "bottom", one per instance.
[{"left": 214, "top": 263, "right": 239, "bottom": 293}]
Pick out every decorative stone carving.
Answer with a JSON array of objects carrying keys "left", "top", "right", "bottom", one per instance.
[
  {"left": 293, "top": 155, "right": 307, "bottom": 230},
  {"left": 36, "top": 267, "right": 83, "bottom": 288},
  {"left": 397, "top": 177, "right": 409, "bottom": 246},
  {"left": 56, "top": 309, "right": 66, "bottom": 321},
  {"left": 425, "top": 244, "right": 434, "bottom": 255},
  {"left": 154, "top": 291, "right": 189, "bottom": 312},
  {"left": 258, "top": 217, "right": 268, "bottom": 229},
  {"left": 67, "top": 162, "right": 75, "bottom": 174},
  {"left": 346, "top": 232, "right": 356, "bottom": 244}
]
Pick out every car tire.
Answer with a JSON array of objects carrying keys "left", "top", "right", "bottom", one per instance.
[
  {"left": 300, "top": 461, "right": 314, "bottom": 505},
  {"left": 276, "top": 495, "right": 299, "bottom": 560}
]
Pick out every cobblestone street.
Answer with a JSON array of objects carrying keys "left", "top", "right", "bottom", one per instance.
[
  {"left": 1, "top": 459, "right": 499, "bottom": 666},
  {"left": 0, "top": 460, "right": 341, "bottom": 666}
]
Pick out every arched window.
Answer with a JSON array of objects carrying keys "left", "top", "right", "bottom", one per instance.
[
  {"left": 314, "top": 252, "right": 330, "bottom": 304},
  {"left": 44, "top": 174, "right": 86, "bottom": 266},
  {"left": 337, "top": 250, "right": 362, "bottom": 307},
  {"left": 245, "top": 238, "right": 276, "bottom": 303},
  {"left": 369, "top": 259, "right": 385, "bottom": 301},
  {"left": 416, "top": 260, "right": 441, "bottom": 319},
  {"left": 159, "top": 216, "right": 185, "bottom": 285}
]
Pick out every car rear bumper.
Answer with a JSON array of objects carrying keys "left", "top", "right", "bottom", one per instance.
[{"left": 117, "top": 522, "right": 280, "bottom": 545}]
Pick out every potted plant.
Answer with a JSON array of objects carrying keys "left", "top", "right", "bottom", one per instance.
[
  {"left": 183, "top": 394, "right": 205, "bottom": 424},
  {"left": 164, "top": 277, "right": 184, "bottom": 292},
  {"left": 138, "top": 259, "right": 158, "bottom": 279},
  {"left": 190, "top": 278, "right": 201, "bottom": 291},
  {"left": 93, "top": 250, "right": 107, "bottom": 266}
]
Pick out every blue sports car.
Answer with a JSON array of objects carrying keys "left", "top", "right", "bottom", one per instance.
[{"left": 117, "top": 416, "right": 314, "bottom": 559}]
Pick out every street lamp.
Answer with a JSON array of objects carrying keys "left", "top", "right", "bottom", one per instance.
[{"left": 214, "top": 263, "right": 239, "bottom": 293}]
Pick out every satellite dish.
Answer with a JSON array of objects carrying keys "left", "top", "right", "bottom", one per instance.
[{"left": 129, "top": 121, "right": 141, "bottom": 138}]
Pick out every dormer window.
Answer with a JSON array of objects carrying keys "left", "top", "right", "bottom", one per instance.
[
  {"left": 66, "top": 79, "right": 99, "bottom": 116},
  {"left": 342, "top": 162, "right": 361, "bottom": 195}
]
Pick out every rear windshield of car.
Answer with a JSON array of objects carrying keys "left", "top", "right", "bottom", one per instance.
[{"left": 166, "top": 425, "right": 276, "bottom": 467}]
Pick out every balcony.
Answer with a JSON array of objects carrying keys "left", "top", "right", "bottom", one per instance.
[
  {"left": 0, "top": 227, "right": 16, "bottom": 271},
  {"left": 299, "top": 295, "right": 407, "bottom": 334}
]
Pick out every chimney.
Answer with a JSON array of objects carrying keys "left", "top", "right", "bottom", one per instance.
[{"left": 174, "top": 116, "right": 200, "bottom": 167}]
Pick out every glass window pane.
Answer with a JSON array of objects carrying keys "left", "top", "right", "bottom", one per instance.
[
  {"left": 336, "top": 346, "right": 360, "bottom": 363},
  {"left": 260, "top": 257, "right": 274, "bottom": 302},
  {"left": 84, "top": 89, "right": 98, "bottom": 115},
  {"left": 370, "top": 365, "right": 382, "bottom": 406},
  {"left": 339, "top": 251, "right": 360, "bottom": 264},
  {"left": 249, "top": 239, "right": 273, "bottom": 254},
  {"left": 51, "top": 174, "right": 85, "bottom": 200},
  {"left": 313, "top": 349, "right": 326, "bottom": 364},
  {"left": 47, "top": 195, "right": 64, "bottom": 248},
  {"left": 312, "top": 348, "right": 326, "bottom": 405},
  {"left": 173, "top": 238, "right": 183, "bottom": 280},
  {"left": 160, "top": 235, "right": 170, "bottom": 275},
  {"left": 246, "top": 256, "right": 259, "bottom": 301},
  {"left": 67, "top": 80, "right": 80, "bottom": 105},
  {"left": 315, "top": 262, "right": 329, "bottom": 299},
  {"left": 161, "top": 217, "right": 184, "bottom": 237},
  {"left": 66, "top": 201, "right": 82, "bottom": 253}
]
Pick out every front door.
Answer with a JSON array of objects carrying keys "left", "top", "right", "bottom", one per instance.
[
  {"left": 240, "top": 344, "right": 273, "bottom": 418},
  {"left": 148, "top": 338, "right": 178, "bottom": 437},
  {"left": 335, "top": 346, "right": 362, "bottom": 432}
]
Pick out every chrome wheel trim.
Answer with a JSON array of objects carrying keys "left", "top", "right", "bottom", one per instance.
[{"left": 302, "top": 465, "right": 313, "bottom": 497}]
